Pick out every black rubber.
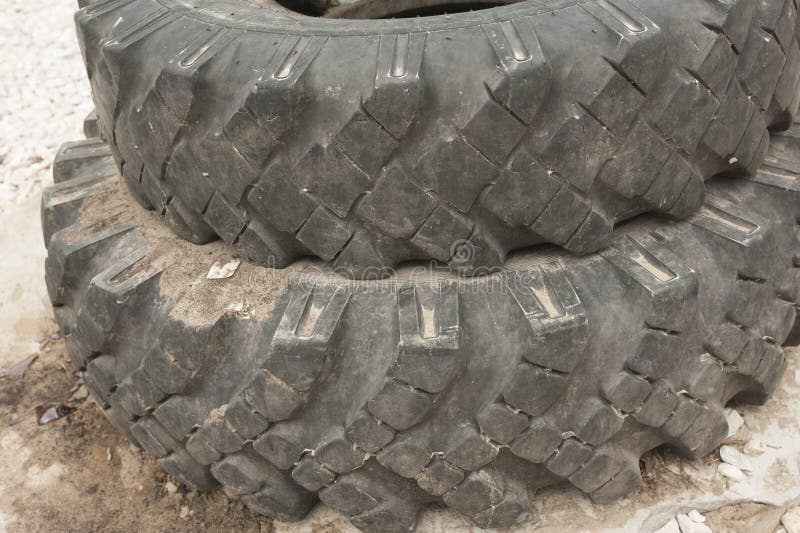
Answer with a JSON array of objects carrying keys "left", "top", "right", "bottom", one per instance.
[
  {"left": 44, "top": 123, "right": 799, "bottom": 531},
  {"left": 75, "top": 0, "right": 800, "bottom": 278}
]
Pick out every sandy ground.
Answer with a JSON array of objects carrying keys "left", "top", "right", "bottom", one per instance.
[{"left": 1, "top": 1, "right": 800, "bottom": 532}]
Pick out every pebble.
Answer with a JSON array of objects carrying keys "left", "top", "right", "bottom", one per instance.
[
  {"left": 676, "top": 513, "right": 712, "bottom": 533},
  {"left": 179, "top": 505, "right": 189, "bottom": 519},
  {"left": 687, "top": 510, "right": 706, "bottom": 523},
  {"left": 783, "top": 506, "right": 800, "bottom": 533},
  {"left": 165, "top": 481, "right": 178, "bottom": 495},
  {"left": 719, "top": 445, "right": 753, "bottom": 471},
  {"left": 718, "top": 462, "right": 745, "bottom": 481},
  {"left": 743, "top": 439, "right": 769, "bottom": 455},
  {"left": 724, "top": 408, "right": 744, "bottom": 438}
]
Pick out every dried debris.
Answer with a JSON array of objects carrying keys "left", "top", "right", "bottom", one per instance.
[
  {"left": 0, "top": 353, "right": 38, "bottom": 378},
  {"left": 206, "top": 259, "right": 241, "bottom": 280},
  {"left": 35, "top": 403, "right": 76, "bottom": 425}
]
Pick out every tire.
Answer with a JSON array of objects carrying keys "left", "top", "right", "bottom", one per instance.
[
  {"left": 75, "top": 0, "right": 800, "bottom": 278},
  {"left": 44, "top": 125, "right": 799, "bottom": 531}
]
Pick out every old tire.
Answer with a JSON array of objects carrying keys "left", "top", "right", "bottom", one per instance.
[
  {"left": 44, "top": 122, "right": 799, "bottom": 531},
  {"left": 76, "top": 0, "right": 800, "bottom": 278}
]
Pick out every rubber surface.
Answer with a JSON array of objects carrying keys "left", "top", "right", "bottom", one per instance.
[
  {"left": 44, "top": 124, "right": 800, "bottom": 531},
  {"left": 75, "top": 0, "right": 800, "bottom": 278}
]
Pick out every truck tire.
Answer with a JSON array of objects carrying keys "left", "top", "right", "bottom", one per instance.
[
  {"left": 75, "top": 0, "right": 800, "bottom": 278},
  {"left": 44, "top": 123, "right": 799, "bottom": 531}
]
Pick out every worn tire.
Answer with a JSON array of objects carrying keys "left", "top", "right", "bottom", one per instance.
[
  {"left": 44, "top": 122, "right": 799, "bottom": 531},
  {"left": 75, "top": 0, "right": 800, "bottom": 278}
]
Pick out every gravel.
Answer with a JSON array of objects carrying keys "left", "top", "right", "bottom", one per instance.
[{"left": 0, "top": 0, "right": 91, "bottom": 209}]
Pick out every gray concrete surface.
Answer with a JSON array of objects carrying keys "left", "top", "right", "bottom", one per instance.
[{"left": 0, "top": 1, "right": 799, "bottom": 531}]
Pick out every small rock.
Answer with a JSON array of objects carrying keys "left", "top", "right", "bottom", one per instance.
[
  {"left": 179, "top": 505, "right": 190, "bottom": 519},
  {"left": 677, "top": 513, "right": 712, "bottom": 533},
  {"left": 687, "top": 510, "right": 706, "bottom": 523},
  {"left": 718, "top": 462, "right": 745, "bottom": 481},
  {"left": 743, "top": 439, "right": 770, "bottom": 455},
  {"left": 207, "top": 259, "right": 241, "bottom": 280},
  {"left": 724, "top": 408, "right": 744, "bottom": 438},
  {"left": 70, "top": 385, "right": 89, "bottom": 402},
  {"left": 655, "top": 518, "right": 681, "bottom": 533},
  {"left": 782, "top": 506, "right": 800, "bottom": 533},
  {"left": 165, "top": 481, "right": 178, "bottom": 495},
  {"left": 106, "top": 448, "right": 112, "bottom": 463},
  {"left": 719, "top": 445, "right": 753, "bottom": 471}
]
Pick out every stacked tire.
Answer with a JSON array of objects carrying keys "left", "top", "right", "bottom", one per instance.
[{"left": 45, "top": 0, "right": 800, "bottom": 530}]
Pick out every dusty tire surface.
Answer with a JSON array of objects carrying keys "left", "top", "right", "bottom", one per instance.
[
  {"left": 44, "top": 122, "right": 800, "bottom": 531},
  {"left": 76, "top": 0, "right": 800, "bottom": 278}
]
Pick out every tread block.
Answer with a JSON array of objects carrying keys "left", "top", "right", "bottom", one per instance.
[
  {"left": 345, "top": 412, "right": 395, "bottom": 454},
  {"left": 243, "top": 371, "right": 304, "bottom": 422},
  {"left": 737, "top": 30, "right": 786, "bottom": 109},
  {"left": 598, "top": 120, "right": 671, "bottom": 199},
  {"left": 364, "top": 33, "right": 426, "bottom": 139},
  {"left": 590, "top": 460, "right": 641, "bottom": 503},
  {"left": 130, "top": 417, "right": 180, "bottom": 459},
  {"left": 243, "top": 34, "right": 326, "bottom": 137},
  {"left": 52, "top": 138, "right": 113, "bottom": 183},
  {"left": 582, "top": 0, "right": 664, "bottom": 93},
  {"left": 358, "top": 166, "right": 436, "bottom": 240},
  {"left": 335, "top": 112, "right": 399, "bottom": 176},
  {"left": 295, "top": 207, "right": 352, "bottom": 262},
  {"left": 247, "top": 163, "right": 316, "bottom": 233},
  {"left": 651, "top": 72, "right": 719, "bottom": 153},
  {"left": 368, "top": 379, "right": 433, "bottom": 431},
  {"left": 602, "top": 236, "right": 699, "bottom": 331},
  {"left": 509, "top": 420, "right": 561, "bottom": 463},
  {"left": 628, "top": 330, "right": 682, "bottom": 379},
  {"left": 571, "top": 398, "right": 624, "bottom": 446},
  {"left": 267, "top": 285, "right": 350, "bottom": 391},
  {"left": 601, "top": 370, "right": 652, "bottom": 413},
  {"left": 42, "top": 171, "right": 116, "bottom": 243},
  {"left": 661, "top": 397, "right": 700, "bottom": 438},
  {"left": 240, "top": 465, "right": 317, "bottom": 521},
  {"left": 203, "top": 192, "right": 247, "bottom": 244},
  {"left": 410, "top": 205, "right": 473, "bottom": 262},
  {"left": 509, "top": 263, "right": 588, "bottom": 372},
  {"left": 528, "top": 187, "right": 591, "bottom": 245},
  {"left": 460, "top": 98, "right": 527, "bottom": 165},
  {"left": 292, "top": 456, "right": 336, "bottom": 492},
  {"left": 415, "top": 134, "right": 498, "bottom": 213},
  {"left": 674, "top": 404, "right": 728, "bottom": 458},
  {"left": 378, "top": 438, "right": 431, "bottom": 478},
  {"left": 253, "top": 429, "right": 304, "bottom": 470},
  {"left": 319, "top": 476, "right": 379, "bottom": 515},
  {"left": 483, "top": 18, "right": 552, "bottom": 124},
  {"left": 315, "top": 436, "right": 367, "bottom": 474},
  {"left": 159, "top": 450, "right": 218, "bottom": 492},
  {"left": 224, "top": 396, "right": 270, "bottom": 439},
  {"left": 294, "top": 143, "right": 370, "bottom": 218},
  {"left": 705, "top": 322, "right": 750, "bottom": 364},
  {"left": 445, "top": 427, "right": 499, "bottom": 471},
  {"left": 531, "top": 107, "right": 618, "bottom": 192},
  {"left": 211, "top": 451, "right": 273, "bottom": 495},
  {"left": 377, "top": 437, "right": 431, "bottom": 478},
  {"left": 546, "top": 438, "right": 593, "bottom": 478},
  {"left": 476, "top": 403, "right": 529, "bottom": 445},
  {"left": 442, "top": 469, "right": 503, "bottom": 516},
  {"left": 393, "top": 284, "right": 460, "bottom": 393},
  {"left": 502, "top": 364, "right": 568, "bottom": 416},
  {"left": 634, "top": 379, "right": 679, "bottom": 428},
  {"left": 481, "top": 151, "right": 561, "bottom": 227},
  {"left": 568, "top": 448, "right": 626, "bottom": 493},
  {"left": 416, "top": 458, "right": 464, "bottom": 497}
]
